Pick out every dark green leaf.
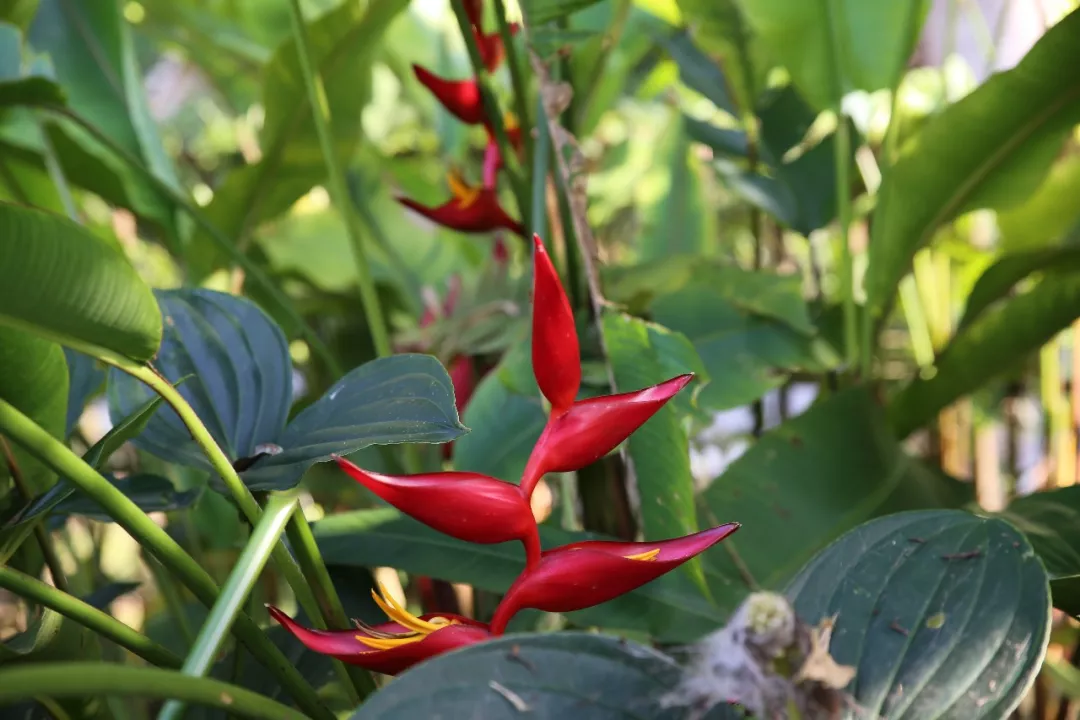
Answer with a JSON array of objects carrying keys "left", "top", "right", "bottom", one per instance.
[
  {"left": 0, "top": 75, "right": 62, "bottom": 105},
  {"left": 63, "top": 348, "right": 103, "bottom": 438},
  {"left": 683, "top": 115, "right": 748, "bottom": 158},
  {"left": 661, "top": 30, "right": 734, "bottom": 113},
  {"left": 890, "top": 271, "right": 1080, "bottom": 437},
  {"left": 734, "top": 0, "right": 929, "bottom": 109},
  {"left": 314, "top": 509, "right": 726, "bottom": 642},
  {"left": 673, "top": 0, "right": 755, "bottom": 112},
  {"left": 81, "top": 581, "right": 140, "bottom": 610},
  {"left": 240, "top": 354, "right": 468, "bottom": 491},
  {"left": 49, "top": 473, "right": 200, "bottom": 522},
  {"left": 998, "top": 486, "right": 1080, "bottom": 614},
  {"left": 0, "top": 203, "right": 162, "bottom": 361},
  {"left": 960, "top": 245, "right": 1080, "bottom": 329},
  {"left": 602, "top": 311, "right": 702, "bottom": 588},
  {"left": 191, "top": 0, "right": 408, "bottom": 277},
  {"left": 352, "top": 633, "right": 737, "bottom": 720},
  {"left": 521, "top": 0, "right": 604, "bottom": 25},
  {"left": 703, "top": 388, "right": 972, "bottom": 595},
  {"left": 107, "top": 289, "right": 292, "bottom": 471},
  {"left": 787, "top": 510, "right": 1050, "bottom": 719},
  {"left": 866, "top": 8, "right": 1080, "bottom": 320}
]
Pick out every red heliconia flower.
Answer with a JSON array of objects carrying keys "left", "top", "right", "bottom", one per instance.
[
  {"left": 488, "top": 523, "right": 741, "bottom": 634},
  {"left": 520, "top": 235, "right": 695, "bottom": 497},
  {"left": 334, "top": 455, "right": 540, "bottom": 565},
  {"left": 268, "top": 583, "right": 490, "bottom": 675},
  {"left": 520, "top": 373, "right": 694, "bottom": 497},
  {"left": 530, "top": 235, "right": 580, "bottom": 415},
  {"left": 413, "top": 65, "right": 484, "bottom": 125},
  {"left": 397, "top": 169, "right": 524, "bottom": 236},
  {"left": 474, "top": 23, "right": 520, "bottom": 72},
  {"left": 463, "top": 0, "right": 483, "bottom": 27}
]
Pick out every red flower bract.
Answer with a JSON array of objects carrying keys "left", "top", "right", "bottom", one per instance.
[
  {"left": 489, "top": 523, "right": 741, "bottom": 634},
  {"left": 531, "top": 235, "right": 580, "bottom": 415},
  {"left": 334, "top": 456, "right": 540, "bottom": 565},
  {"left": 397, "top": 170, "right": 523, "bottom": 236},
  {"left": 475, "top": 23, "right": 519, "bottom": 72},
  {"left": 413, "top": 65, "right": 484, "bottom": 124},
  {"left": 520, "top": 374, "right": 694, "bottom": 497},
  {"left": 268, "top": 596, "right": 490, "bottom": 675}
]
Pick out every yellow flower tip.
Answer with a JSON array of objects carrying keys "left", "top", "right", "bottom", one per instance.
[
  {"left": 503, "top": 111, "right": 519, "bottom": 131},
  {"left": 624, "top": 548, "right": 660, "bottom": 562},
  {"left": 446, "top": 168, "right": 481, "bottom": 208}
]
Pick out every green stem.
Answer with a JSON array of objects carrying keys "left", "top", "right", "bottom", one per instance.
[
  {"left": 834, "top": 115, "right": 858, "bottom": 375},
  {"left": 0, "top": 565, "right": 181, "bottom": 669},
  {"left": 0, "top": 398, "right": 332, "bottom": 720},
  {"left": 285, "top": 0, "right": 392, "bottom": 359},
  {"left": 450, "top": 0, "right": 529, "bottom": 224},
  {"left": 493, "top": 0, "right": 532, "bottom": 165},
  {"left": 0, "top": 664, "right": 307, "bottom": 720},
  {"left": 529, "top": 89, "right": 550, "bottom": 241},
  {"left": 36, "top": 105, "right": 342, "bottom": 377},
  {"left": 108, "top": 358, "right": 362, "bottom": 702},
  {"left": 285, "top": 511, "right": 377, "bottom": 699},
  {"left": 158, "top": 494, "right": 298, "bottom": 720}
]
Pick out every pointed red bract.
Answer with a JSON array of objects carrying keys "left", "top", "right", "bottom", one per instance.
[
  {"left": 520, "top": 373, "right": 694, "bottom": 497},
  {"left": 334, "top": 456, "right": 539, "bottom": 564},
  {"left": 531, "top": 235, "right": 580, "bottom": 415},
  {"left": 413, "top": 65, "right": 484, "bottom": 124},
  {"left": 268, "top": 606, "right": 490, "bottom": 676},
  {"left": 397, "top": 192, "right": 524, "bottom": 236},
  {"left": 489, "top": 523, "right": 740, "bottom": 634},
  {"left": 463, "top": 0, "right": 483, "bottom": 26},
  {"left": 474, "top": 23, "right": 520, "bottom": 71}
]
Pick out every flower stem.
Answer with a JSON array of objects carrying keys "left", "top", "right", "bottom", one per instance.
[
  {"left": 107, "top": 357, "right": 368, "bottom": 703},
  {"left": 0, "top": 398, "right": 332, "bottom": 720},
  {"left": 158, "top": 493, "right": 298, "bottom": 720},
  {"left": 529, "top": 89, "right": 550, "bottom": 241},
  {"left": 0, "top": 565, "right": 182, "bottom": 669},
  {"left": 493, "top": 0, "right": 532, "bottom": 164},
  {"left": 834, "top": 115, "right": 858, "bottom": 375},
  {"left": 0, "top": 664, "right": 308, "bottom": 720},
  {"left": 285, "top": 0, "right": 392, "bottom": 359},
  {"left": 450, "top": 0, "right": 529, "bottom": 225}
]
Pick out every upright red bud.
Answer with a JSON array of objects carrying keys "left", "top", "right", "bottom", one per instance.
[
  {"left": 531, "top": 235, "right": 580, "bottom": 415},
  {"left": 413, "top": 65, "right": 484, "bottom": 125},
  {"left": 489, "top": 523, "right": 740, "bottom": 634},
  {"left": 334, "top": 456, "right": 540, "bottom": 565},
  {"left": 520, "top": 374, "right": 694, "bottom": 497}
]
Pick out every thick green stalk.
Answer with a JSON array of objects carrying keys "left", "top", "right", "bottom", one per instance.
[
  {"left": 36, "top": 104, "right": 342, "bottom": 377},
  {"left": 108, "top": 358, "right": 364, "bottom": 702},
  {"left": 0, "top": 565, "right": 181, "bottom": 668},
  {"left": 450, "top": 0, "right": 529, "bottom": 223},
  {"left": 0, "top": 398, "right": 332, "bottom": 720},
  {"left": 285, "top": 0, "right": 391, "bottom": 358},
  {"left": 529, "top": 89, "right": 550, "bottom": 241},
  {"left": 0, "top": 664, "right": 307, "bottom": 720},
  {"left": 158, "top": 494, "right": 298, "bottom": 720},
  {"left": 834, "top": 116, "right": 858, "bottom": 375},
  {"left": 493, "top": 0, "right": 532, "bottom": 165},
  {"left": 285, "top": 512, "right": 378, "bottom": 698}
]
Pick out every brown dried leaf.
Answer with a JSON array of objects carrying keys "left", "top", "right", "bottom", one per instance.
[{"left": 794, "top": 615, "right": 856, "bottom": 689}]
